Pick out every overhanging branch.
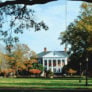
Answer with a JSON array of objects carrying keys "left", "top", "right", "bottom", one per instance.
[
  {"left": 0, "top": 0, "right": 57, "bottom": 7},
  {"left": 69, "top": 0, "right": 92, "bottom": 3}
]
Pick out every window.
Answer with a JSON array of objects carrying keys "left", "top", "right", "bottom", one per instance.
[
  {"left": 54, "top": 68, "right": 56, "bottom": 73},
  {"left": 38, "top": 59, "right": 42, "bottom": 64},
  {"left": 53, "top": 60, "right": 56, "bottom": 66},
  {"left": 44, "top": 67, "right": 47, "bottom": 71},
  {"left": 58, "top": 60, "right": 61, "bottom": 66},
  {"left": 44, "top": 60, "right": 47, "bottom": 65},
  {"left": 62, "top": 59, "right": 65, "bottom": 63},
  {"left": 58, "top": 68, "right": 61, "bottom": 73},
  {"left": 62, "top": 59, "right": 65, "bottom": 66},
  {"left": 49, "top": 60, "right": 51, "bottom": 66},
  {"left": 40, "top": 61, "right": 42, "bottom": 64}
]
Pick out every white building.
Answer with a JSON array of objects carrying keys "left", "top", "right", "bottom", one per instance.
[{"left": 37, "top": 48, "right": 68, "bottom": 75}]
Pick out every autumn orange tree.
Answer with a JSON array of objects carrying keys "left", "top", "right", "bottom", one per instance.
[
  {"left": 24, "top": 59, "right": 43, "bottom": 75},
  {"left": 4, "top": 43, "right": 43, "bottom": 76},
  {"left": 4, "top": 44, "right": 32, "bottom": 75}
]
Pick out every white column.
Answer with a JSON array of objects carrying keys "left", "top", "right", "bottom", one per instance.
[
  {"left": 56, "top": 59, "right": 58, "bottom": 73},
  {"left": 41, "top": 58, "right": 45, "bottom": 77},
  {"left": 51, "top": 59, "right": 53, "bottom": 72},
  {"left": 47, "top": 59, "right": 49, "bottom": 70},
  {"left": 65, "top": 58, "right": 67, "bottom": 65},
  {"left": 61, "top": 59, "right": 62, "bottom": 67},
  {"left": 43, "top": 58, "right": 45, "bottom": 68},
  {"left": 61, "top": 59, "right": 63, "bottom": 73}
]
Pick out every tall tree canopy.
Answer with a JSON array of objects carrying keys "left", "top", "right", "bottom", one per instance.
[{"left": 59, "top": 3, "right": 92, "bottom": 75}]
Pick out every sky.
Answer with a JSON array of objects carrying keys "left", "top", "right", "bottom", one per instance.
[
  {"left": 0, "top": 0, "right": 83, "bottom": 53},
  {"left": 18, "top": 0, "right": 82, "bottom": 53}
]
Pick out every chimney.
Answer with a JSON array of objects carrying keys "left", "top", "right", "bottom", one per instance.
[{"left": 44, "top": 47, "right": 47, "bottom": 52}]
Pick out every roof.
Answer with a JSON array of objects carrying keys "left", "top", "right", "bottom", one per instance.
[
  {"left": 37, "top": 51, "right": 50, "bottom": 57},
  {"left": 37, "top": 51, "right": 68, "bottom": 58}
]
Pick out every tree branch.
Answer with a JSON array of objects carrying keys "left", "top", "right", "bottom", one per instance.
[
  {"left": 69, "top": 0, "right": 92, "bottom": 3},
  {"left": 0, "top": 0, "right": 57, "bottom": 7}
]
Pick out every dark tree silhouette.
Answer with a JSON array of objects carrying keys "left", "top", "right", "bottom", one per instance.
[
  {"left": 59, "top": 3, "right": 92, "bottom": 76},
  {"left": 0, "top": 0, "right": 57, "bottom": 7},
  {"left": 70, "top": 0, "right": 92, "bottom": 3}
]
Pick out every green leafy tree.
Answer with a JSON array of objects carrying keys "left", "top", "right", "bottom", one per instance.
[
  {"left": 31, "top": 63, "right": 43, "bottom": 71},
  {"left": 59, "top": 3, "right": 92, "bottom": 75}
]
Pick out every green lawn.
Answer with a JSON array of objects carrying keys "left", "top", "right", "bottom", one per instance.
[{"left": 0, "top": 78, "right": 92, "bottom": 89}]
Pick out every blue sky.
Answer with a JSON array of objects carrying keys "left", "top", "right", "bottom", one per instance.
[
  {"left": 18, "top": 0, "right": 82, "bottom": 53},
  {"left": 0, "top": 0, "right": 83, "bottom": 53}
]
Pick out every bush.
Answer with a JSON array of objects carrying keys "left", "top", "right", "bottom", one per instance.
[
  {"left": 0, "top": 69, "right": 15, "bottom": 77},
  {"left": 29, "top": 69, "right": 41, "bottom": 74},
  {"left": 67, "top": 68, "right": 77, "bottom": 76},
  {"left": 45, "top": 69, "right": 54, "bottom": 78}
]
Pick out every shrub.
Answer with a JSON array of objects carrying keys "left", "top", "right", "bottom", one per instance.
[
  {"left": 29, "top": 69, "right": 41, "bottom": 74},
  {"left": 45, "top": 69, "right": 54, "bottom": 78},
  {"left": 67, "top": 68, "right": 77, "bottom": 76}
]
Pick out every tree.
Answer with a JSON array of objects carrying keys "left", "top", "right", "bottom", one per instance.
[
  {"left": 4, "top": 44, "right": 37, "bottom": 76},
  {"left": 70, "top": 0, "right": 92, "bottom": 3},
  {"left": 15, "top": 55, "right": 43, "bottom": 77},
  {"left": 0, "top": 52, "right": 9, "bottom": 71},
  {"left": 0, "top": 43, "right": 41, "bottom": 77},
  {"left": 59, "top": 3, "right": 92, "bottom": 75},
  {"left": 0, "top": 0, "right": 57, "bottom": 52},
  {"left": 29, "top": 62, "right": 43, "bottom": 76}
]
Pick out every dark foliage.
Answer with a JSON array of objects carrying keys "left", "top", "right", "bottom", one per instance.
[
  {"left": 70, "top": 0, "right": 92, "bottom": 3},
  {"left": 0, "top": 0, "right": 57, "bottom": 7}
]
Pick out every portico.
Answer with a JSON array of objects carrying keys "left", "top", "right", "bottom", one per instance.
[
  {"left": 43, "top": 57, "right": 67, "bottom": 73},
  {"left": 37, "top": 48, "right": 68, "bottom": 76}
]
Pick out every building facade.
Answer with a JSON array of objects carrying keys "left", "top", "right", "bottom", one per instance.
[{"left": 37, "top": 48, "right": 68, "bottom": 75}]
